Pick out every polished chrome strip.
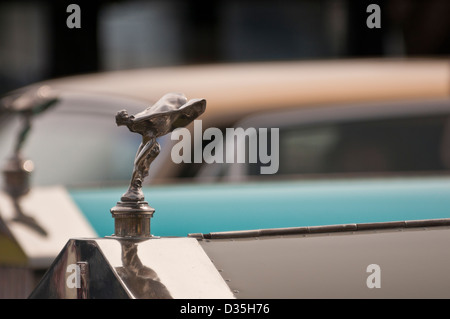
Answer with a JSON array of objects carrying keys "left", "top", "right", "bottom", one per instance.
[{"left": 188, "top": 218, "right": 450, "bottom": 239}]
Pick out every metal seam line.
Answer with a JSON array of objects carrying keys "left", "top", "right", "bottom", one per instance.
[{"left": 188, "top": 218, "right": 450, "bottom": 239}]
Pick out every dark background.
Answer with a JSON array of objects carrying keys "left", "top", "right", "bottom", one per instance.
[{"left": 0, "top": 0, "right": 449, "bottom": 95}]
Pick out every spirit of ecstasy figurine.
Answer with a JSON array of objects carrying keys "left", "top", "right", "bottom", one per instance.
[
  {"left": 111, "top": 92, "right": 206, "bottom": 237},
  {"left": 1, "top": 85, "right": 58, "bottom": 236},
  {"left": 116, "top": 92, "right": 206, "bottom": 202}
]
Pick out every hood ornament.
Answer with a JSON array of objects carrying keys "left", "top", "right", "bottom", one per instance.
[
  {"left": 111, "top": 93, "right": 206, "bottom": 238},
  {"left": 1, "top": 85, "right": 58, "bottom": 236}
]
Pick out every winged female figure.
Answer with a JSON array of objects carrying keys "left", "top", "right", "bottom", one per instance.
[{"left": 115, "top": 92, "right": 206, "bottom": 202}]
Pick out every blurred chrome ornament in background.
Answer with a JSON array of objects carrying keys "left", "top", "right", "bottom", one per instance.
[{"left": 1, "top": 85, "right": 58, "bottom": 236}]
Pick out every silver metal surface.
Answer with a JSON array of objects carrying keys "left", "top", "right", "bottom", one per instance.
[
  {"left": 198, "top": 225, "right": 450, "bottom": 298},
  {"left": 29, "top": 238, "right": 130, "bottom": 299},
  {"left": 110, "top": 201, "right": 154, "bottom": 238},
  {"left": 189, "top": 217, "right": 450, "bottom": 239},
  {"left": 30, "top": 237, "right": 234, "bottom": 299}
]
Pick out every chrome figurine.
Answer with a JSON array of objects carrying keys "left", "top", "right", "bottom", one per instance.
[
  {"left": 112, "top": 93, "right": 206, "bottom": 237},
  {"left": 1, "top": 85, "right": 58, "bottom": 236}
]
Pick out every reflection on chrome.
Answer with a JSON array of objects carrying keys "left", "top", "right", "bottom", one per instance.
[{"left": 115, "top": 240, "right": 172, "bottom": 299}]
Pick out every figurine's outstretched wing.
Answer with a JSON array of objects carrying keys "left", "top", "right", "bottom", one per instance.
[
  {"left": 131, "top": 92, "right": 206, "bottom": 137},
  {"left": 133, "top": 92, "right": 187, "bottom": 120}
]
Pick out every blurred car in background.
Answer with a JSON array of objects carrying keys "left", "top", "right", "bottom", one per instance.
[{"left": 1, "top": 58, "right": 450, "bottom": 298}]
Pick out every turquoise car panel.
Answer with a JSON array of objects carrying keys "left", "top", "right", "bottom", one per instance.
[{"left": 68, "top": 176, "right": 450, "bottom": 238}]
